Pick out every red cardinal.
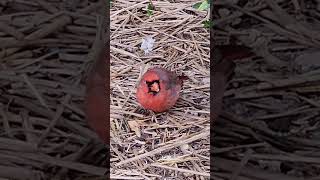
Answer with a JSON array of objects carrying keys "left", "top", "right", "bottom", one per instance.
[
  {"left": 85, "top": 45, "right": 109, "bottom": 144},
  {"left": 136, "top": 67, "right": 188, "bottom": 113},
  {"left": 84, "top": 43, "right": 252, "bottom": 142}
]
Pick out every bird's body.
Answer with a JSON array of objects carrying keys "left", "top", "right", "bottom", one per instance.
[
  {"left": 85, "top": 46, "right": 109, "bottom": 143},
  {"left": 136, "top": 67, "right": 187, "bottom": 112}
]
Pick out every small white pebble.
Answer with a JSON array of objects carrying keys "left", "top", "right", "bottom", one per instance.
[
  {"left": 140, "top": 36, "right": 155, "bottom": 55},
  {"left": 180, "top": 144, "right": 190, "bottom": 154}
]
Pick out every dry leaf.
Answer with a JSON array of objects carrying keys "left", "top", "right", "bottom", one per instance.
[{"left": 128, "top": 120, "right": 141, "bottom": 137}]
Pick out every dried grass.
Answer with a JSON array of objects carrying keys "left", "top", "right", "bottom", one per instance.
[{"left": 110, "top": 0, "right": 210, "bottom": 179}]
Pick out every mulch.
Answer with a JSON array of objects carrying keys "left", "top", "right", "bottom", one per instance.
[
  {"left": 0, "top": 0, "right": 107, "bottom": 179},
  {"left": 110, "top": 0, "right": 210, "bottom": 179},
  {"left": 214, "top": 0, "right": 320, "bottom": 179}
]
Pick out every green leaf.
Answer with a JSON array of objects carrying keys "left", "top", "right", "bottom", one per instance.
[
  {"left": 198, "top": 0, "right": 209, "bottom": 11},
  {"left": 192, "top": 2, "right": 202, "bottom": 9},
  {"left": 147, "top": 2, "right": 153, "bottom": 16},
  {"left": 147, "top": 9, "right": 153, "bottom": 16},
  {"left": 193, "top": 0, "right": 209, "bottom": 11},
  {"left": 202, "top": 20, "right": 212, "bottom": 28}
]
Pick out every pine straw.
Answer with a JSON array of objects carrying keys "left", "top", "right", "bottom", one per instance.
[
  {"left": 213, "top": 0, "right": 320, "bottom": 179},
  {"left": 110, "top": 0, "right": 210, "bottom": 179},
  {"left": 0, "top": 0, "right": 106, "bottom": 179}
]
